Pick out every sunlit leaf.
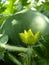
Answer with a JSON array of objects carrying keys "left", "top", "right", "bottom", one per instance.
[{"left": 2, "top": 0, "right": 16, "bottom": 14}]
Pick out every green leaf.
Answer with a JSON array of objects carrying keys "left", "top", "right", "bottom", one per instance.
[
  {"left": 35, "top": 0, "right": 39, "bottom": 2},
  {"left": 7, "top": 53, "right": 22, "bottom": 65},
  {"left": 0, "top": 34, "right": 8, "bottom": 60},
  {"left": 38, "top": 34, "right": 49, "bottom": 60},
  {"left": 40, "top": 34, "right": 49, "bottom": 49},
  {"left": 0, "top": 35, "right": 8, "bottom": 44},
  {"left": 35, "top": 1, "right": 49, "bottom": 12},
  {"left": 3, "top": 0, "right": 16, "bottom": 14},
  {"left": 0, "top": 34, "right": 3, "bottom": 38},
  {"left": 34, "top": 32, "right": 40, "bottom": 43},
  {"left": 0, "top": 14, "right": 9, "bottom": 26},
  {"left": 20, "top": 0, "right": 29, "bottom": 6},
  {"left": 0, "top": 51, "right": 4, "bottom": 60}
]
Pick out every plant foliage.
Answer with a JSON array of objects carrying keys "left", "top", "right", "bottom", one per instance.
[{"left": 0, "top": 0, "right": 49, "bottom": 65}]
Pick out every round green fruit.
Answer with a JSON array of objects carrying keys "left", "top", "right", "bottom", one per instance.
[{"left": 1, "top": 9, "right": 49, "bottom": 44}]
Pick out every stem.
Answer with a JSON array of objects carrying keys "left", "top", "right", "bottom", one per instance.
[
  {"left": 0, "top": 44, "right": 28, "bottom": 52},
  {"left": 24, "top": 46, "right": 33, "bottom": 65},
  {"left": 27, "top": 46, "right": 32, "bottom": 65},
  {"left": 7, "top": 53, "right": 22, "bottom": 65}
]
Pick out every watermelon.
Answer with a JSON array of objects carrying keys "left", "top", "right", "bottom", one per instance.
[{"left": 1, "top": 9, "right": 49, "bottom": 44}]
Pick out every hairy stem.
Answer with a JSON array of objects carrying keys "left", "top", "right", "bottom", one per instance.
[
  {"left": 0, "top": 44, "right": 28, "bottom": 52},
  {"left": 7, "top": 53, "right": 22, "bottom": 65}
]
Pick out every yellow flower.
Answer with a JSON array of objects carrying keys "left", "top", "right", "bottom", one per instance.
[{"left": 19, "top": 29, "right": 40, "bottom": 45}]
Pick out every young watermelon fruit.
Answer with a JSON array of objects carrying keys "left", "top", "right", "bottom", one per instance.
[{"left": 1, "top": 9, "right": 49, "bottom": 44}]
